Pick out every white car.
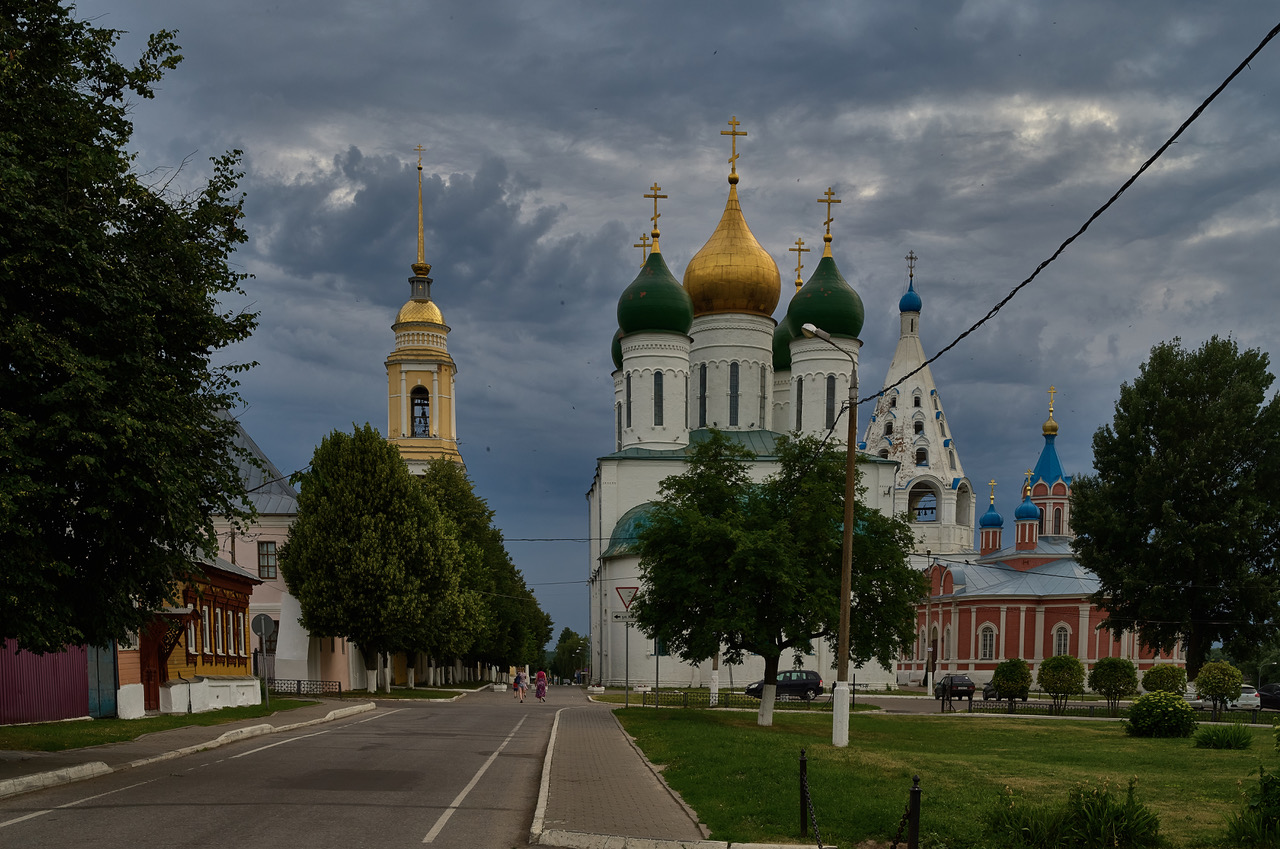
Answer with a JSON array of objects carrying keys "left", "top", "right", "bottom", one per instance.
[{"left": 1185, "top": 685, "right": 1261, "bottom": 711}]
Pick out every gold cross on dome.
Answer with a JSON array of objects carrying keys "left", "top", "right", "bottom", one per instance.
[
  {"left": 788, "top": 237, "right": 810, "bottom": 288},
  {"left": 643, "top": 182, "right": 667, "bottom": 232},
  {"left": 721, "top": 116, "right": 747, "bottom": 172},
  {"left": 633, "top": 233, "right": 651, "bottom": 265},
  {"left": 906, "top": 250, "right": 917, "bottom": 280},
  {"left": 1047, "top": 385, "right": 1057, "bottom": 413},
  {"left": 988, "top": 479, "right": 997, "bottom": 502},
  {"left": 817, "top": 187, "right": 841, "bottom": 236},
  {"left": 414, "top": 144, "right": 426, "bottom": 168}
]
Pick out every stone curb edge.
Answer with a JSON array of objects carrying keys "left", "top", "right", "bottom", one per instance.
[
  {"left": 0, "top": 702, "right": 376, "bottom": 800},
  {"left": 535, "top": 830, "right": 813, "bottom": 849}
]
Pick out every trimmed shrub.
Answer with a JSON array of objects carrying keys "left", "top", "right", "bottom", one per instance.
[
  {"left": 1141, "top": 664, "right": 1186, "bottom": 695},
  {"left": 1194, "top": 661, "right": 1243, "bottom": 719},
  {"left": 1088, "top": 657, "right": 1138, "bottom": 717},
  {"left": 985, "top": 779, "right": 1161, "bottom": 848},
  {"left": 1124, "top": 690, "right": 1197, "bottom": 738},
  {"left": 1039, "top": 654, "right": 1086, "bottom": 715},
  {"left": 1225, "top": 767, "right": 1280, "bottom": 847},
  {"left": 1195, "top": 719, "right": 1254, "bottom": 750}
]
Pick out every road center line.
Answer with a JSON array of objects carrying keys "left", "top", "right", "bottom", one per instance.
[
  {"left": 0, "top": 779, "right": 155, "bottom": 830},
  {"left": 422, "top": 715, "right": 528, "bottom": 844},
  {"left": 228, "top": 729, "right": 331, "bottom": 759}
]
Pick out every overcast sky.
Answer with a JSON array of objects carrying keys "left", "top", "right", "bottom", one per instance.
[{"left": 76, "top": 1, "right": 1280, "bottom": 641}]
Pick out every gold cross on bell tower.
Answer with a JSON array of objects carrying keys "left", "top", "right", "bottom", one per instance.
[
  {"left": 412, "top": 144, "right": 430, "bottom": 277},
  {"left": 817, "top": 187, "right": 841, "bottom": 236},
  {"left": 988, "top": 479, "right": 997, "bottom": 504},
  {"left": 643, "top": 182, "right": 667, "bottom": 246},
  {"left": 1047, "top": 385, "right": 1057, "bottom": 413},
  {"left": 906, "top": 250, "right": 917, "bottom": 281},
  {"left": 789, "top": 237, "right": 810, "bottom": 291},
  {"left": 633, "top": 233, "right": 651, "bottom": 266},
  {"left": 722, "top": 116, "right": 747, "bottom": 174}
]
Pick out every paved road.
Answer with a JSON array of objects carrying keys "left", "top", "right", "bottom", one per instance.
[{"left": 0, "top": 696, "right": 558, "bottom": 849}]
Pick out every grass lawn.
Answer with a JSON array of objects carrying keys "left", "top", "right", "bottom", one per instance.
[
  {"left": 0, "top": 699, "right": 317, "bottom": 752},
  {"left": 616, "top": 708, "right": 1275, "bottom": 848}
]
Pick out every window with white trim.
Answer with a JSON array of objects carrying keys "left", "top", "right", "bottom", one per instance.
[
  {"left": 202, "top": 606, "right": 212, "bottom": 655},
  {"left": 1054, "top": 625, "right": 1070, "bottom": 656},
  {"left": 980, "top": 626, "right": 995, "bottom": 660}
]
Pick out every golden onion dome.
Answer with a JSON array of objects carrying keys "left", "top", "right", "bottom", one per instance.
[
  {"left": 1043, "top": 413, "right": 1059, "bottom": 437},
  {"left": 396, "top": 299, "right": 444, "bottom": 325},
  {"left": 682, "top": 175, "right": 781, "bottom": 317}
]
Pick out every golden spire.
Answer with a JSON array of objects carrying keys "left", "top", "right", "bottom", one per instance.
[
  {"left": 988, "top": 479, "right": 997, "bottom": 505},
  {"left": 1043, "top": 385, "right": 1060, "bottom": 436},
  {"left": 788, "top": 237, "right": 810, "bottom": 291},
  {"left": 721, "top": 115, "right": 747, "bottom": 184},
  {"left": 633, "top": 233, "right": 652, "bottom": 266},
  {"left": 817, "top": 187, "right": 841, "bottom": 256},
  {"left": 644, "top": 181, "right": 667, "bottom": 251},
  {"left": 412, "top": 145, "right": 431, "bottom": 278}
]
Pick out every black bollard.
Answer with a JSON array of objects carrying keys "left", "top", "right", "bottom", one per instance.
[{"left": 908, "top": 775, "right": 921, "bottom": 849}]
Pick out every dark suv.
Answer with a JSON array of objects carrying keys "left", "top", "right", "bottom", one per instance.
[
  {"left": 745, "top": 670, "right": 824, "bottom": 701},
  {"left": 933, "top": 674, "right": 976, "bottom": 701}
]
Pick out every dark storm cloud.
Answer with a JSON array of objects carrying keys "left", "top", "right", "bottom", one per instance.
[{"left": 76, "top": 0, "right": 1280, "bottom": 638}]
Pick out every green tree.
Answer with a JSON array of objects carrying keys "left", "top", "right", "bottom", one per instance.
[
  {"left": 1072, "top": 337, "right": 1280, "bottom": 680},
  {"left": 551, "top": 627, "right": 589, "bottom": 681},
  {"left": 1141, "top": 664, "right": 1187, "bottom": 695},
  {"left": 1037, "top": 654, "right": 1085, "bottom": 714},
  {"left": 990, "top": 658, "right": 1032, "bottom": 713},
  {"left": 0, "top": 3, "right": 257, "bottom": 653},
  {"left": 633, "top": 430, "right": 925, "bottom": 726},
  {"left": 419, "top": 459, "right": 552, "bottom": 669},
  {"left": 1194, "top": 660, "right": 1243, "bottom": 721},
  {"left": 1088, "top": 657, "right": 1139, "bottom": 717},
  {"left": 280, "top": 426, "right": 466, "bottom": 691}
]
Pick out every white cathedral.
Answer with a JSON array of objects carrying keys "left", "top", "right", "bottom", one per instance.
[{"left": 586, "top": 119, "right": 976, "bottom": 689}]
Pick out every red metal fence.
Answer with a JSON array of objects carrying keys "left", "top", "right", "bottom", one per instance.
[{"left": 0, "top": 640, "right": 89, "bottom": 724}]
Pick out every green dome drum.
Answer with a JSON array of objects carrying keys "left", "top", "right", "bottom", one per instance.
[
  {"left": 784, "top": 253, "right": 864, "bottom": 339},
  {"left": 617, "top": 251, "right": 694, "bottom": 335}
]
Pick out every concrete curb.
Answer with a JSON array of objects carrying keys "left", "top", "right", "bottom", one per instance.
[
  {"left": 0, "top": 701, "right": 377, "bottom": 800},
  {"left": 534, "top": 831, "right": 810, "bottom": 849}
]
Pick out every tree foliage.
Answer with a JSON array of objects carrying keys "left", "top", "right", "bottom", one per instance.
[
  {"left": 418, "top": 458, "right": 551, "bottom": 667},
  {"left": 1194, "top": 660, "right": 1243, "bottom": 721},
  {"left": 1072, "top": 337, "right": 1280, "bottom": 680},
  {"left": 0, "top": 3, "right": 257, "bottom": 652},
  {"left": 1037, "top": 654, "right": 1085, "bottom": 714},
  {"left": 991, "top": 658, "right": 1032, "bottom": 707},
  {"left": 632, "top": 430, "right": 925, "bottom": 723},
  {"left": 551, "top": 627, "right": 588, "bottom": 681},
  {"left": 1141, "top": 664, "right": 1187, "bottom": 695},
  {"left": 280, "top": 426, "right": 469, "bottom": 670},
  {"left": 1088, "top": 657, "right": 1138, "bottom": 716}
]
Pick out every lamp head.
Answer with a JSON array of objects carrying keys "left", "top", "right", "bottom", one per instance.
[{"left": 800, "top": 322, "right": 831, "bottom": 342}]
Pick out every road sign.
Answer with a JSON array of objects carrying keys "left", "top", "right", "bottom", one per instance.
[
  {"left": 252, "top": 613, "right": 276, "bottom": 638},
  {"left": 616, "top": 586, "right": 639, "bottom": 610},
  {"left": 612, "top": 611, "right": 637, "bottom": 623}
]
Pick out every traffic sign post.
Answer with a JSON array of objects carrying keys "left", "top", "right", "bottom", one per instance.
[{"left": 252, "top": 614, "right": 276, "bottom": 708}]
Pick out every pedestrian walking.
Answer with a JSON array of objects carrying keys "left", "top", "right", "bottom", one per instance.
[
  {"left": 535, "top": 669, "right": 547, "bottom": 703},
  {"left": 516, "top": 670, "right": 529, "bottom": 703}
]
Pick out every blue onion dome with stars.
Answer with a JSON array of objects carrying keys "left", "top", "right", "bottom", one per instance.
[{"left": 899, "top": 278, "right": 922, "bottom": 313}]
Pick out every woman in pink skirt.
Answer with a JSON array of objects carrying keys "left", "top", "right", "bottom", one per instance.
[{"left": 535, "top": 670, "right": 547, "bottom": 703}]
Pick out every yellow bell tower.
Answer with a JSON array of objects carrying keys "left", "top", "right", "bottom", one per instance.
[{"left": 386, "top": 146, "right": 463, "bottom": 471}]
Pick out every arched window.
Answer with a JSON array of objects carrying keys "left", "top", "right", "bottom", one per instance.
[
  {"left": 795, "top": 377, "right": 803, "bottom": 430},
  {"left": 949, "top": 450, "right": 957, "bottom": 470},
  {"left": 980, "top": 626, "right": 995, "bottom": 660},
  {"left": 914, "top": 394, "right": 922, "bottom": 408},
  {"left": 625, "top": 374, "right": 632, "bottom": 428},
  {"left": 915, "top": 447, "right": 928, "bottom": 465},
  {"left": 411, "top": 387, "right": 430, "bottom": 437},
  {"left": 759, "top": 368, "right": 767, "bottom": 426},
  {"left": 728, "top": 362, "right": 740, "bottom": 426},
  {"left": 878, "top": 449, "right": 890, "bottom": 459},
  {"left": 908, "top": 483, "right": 937, "bottom": 522},
  {"left": 653, "top": 371, "right": 664, "bottom": 426},
  {"left": 825, "top": 375, "right": 836, "bottom": 430},
  {"left": 1055, "top": 626, "right": 1070, "bottom": 656},
  {"left": 889, "top": 395, "right": 897, "bottom": 409},
  {"left": 914, "top": 420, "right": 924, "bottom": 435},
  {"left": 1038, "top": 506, "right": 1046, "bottom": 534},
  {"left": 1053, "top": 507, "right": 1063, "bottom": 535},
  {"left": 615, "top": 403, "right": 622, "bottom": 450},
  {"left": 698, "top": 364, "right": 707, "bottom": 428},
  {"left": 884, "top": 422, "right": 893, "bottom": 436}
]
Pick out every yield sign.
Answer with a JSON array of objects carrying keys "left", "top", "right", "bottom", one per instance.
[{"left": 616, "top": 586, "right": 639, "bottom": 610}]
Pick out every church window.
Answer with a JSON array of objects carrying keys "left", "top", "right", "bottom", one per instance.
[
  {"left": 910, "top": 488, "right": 937, "bottom": 522},
  {"left": 949, "top": 450, "right": 957, "bottom": 470},
  {"left": 914, "top": 395, "right": 922, "bottom": 408},
  {"left": 625, "top": 374, "right": 632, "bottom": 428},
  {"left": 257, "top": 541, "right": 277, "bottom": 579},
  {"left": 759, "top": 368, "right": 767, "bottom": 426},
  {"left": 615, "top": 403, "right": 622, "bottom": 450},
  {"left": 698, "top": 364, "right": 707, "bottom": 428},
  {"left": 939, "top": 420, "right": 947, "bottom": 437},
  {"left": 825, "top": 375, "right": 836, "bottom": 430},
  {"left": 1054, "top": 626, "right": 1070, "bottom": 656},
  {"left": 1053, "top": 507, "right": 1063, "bottom": 535},
  {"left": 914, "top": 420, "right": 924, "bottom": 435},
  {"left": 980, "top": 626, "right": 995, "bottom": 660},
  {"left": 653, "top": 371, "right": 663, "bottom": 426},
  {"left": 411, "top": 387, "right": 430, "bottom": 437},
  {"left": 884, "top": 422, "right": 893, "bottom": 437},
  {"left": 795, "top": 377, "right": 804, "bottom": 430},
  {"left": 889, "top": 395, "right": 897, "bottom": 409},
  {"left": 915, "top": 447, "right": 928, "bottom": 465},
  {"left": 933, "top": 397, "right": 940, "bottom": 411},
  {"left": 728, "top": 362, "right": 740, "bottom": 426},
  {"left": 879, "top": 449, "right": 889, "bottom": 459},
  {"left": 1038, "top": 507, "right": 1045, "bottom": 535}
]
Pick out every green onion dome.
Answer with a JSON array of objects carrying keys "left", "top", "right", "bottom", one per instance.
[
  {"left": 617, "top": 249, "right": 694, "bottom": 335},
  {"left": 611, "top": 328, "right": 624, "bottom": 371},
  {"left": 772, "top": 317, "right": 795, "bottom": 371},
  {"left": 783, "top": 243, "right": 864, "bottom": 340}
]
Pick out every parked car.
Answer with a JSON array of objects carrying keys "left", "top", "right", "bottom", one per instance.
[
  {"left": 934, "top": 674, "right": 976, "bottom": 701},
  {"left": 1259, "top": 683, "right": 1280, "bottom": 710},
  {"left": 744, "top": 670, "right": 824, "bottom": 701},
  {"left": 1185, "top": 684, "right": 1261, "bottom": 711},
  {"left": 982, "top": 680, "right": 1028, "bottom": 701}
]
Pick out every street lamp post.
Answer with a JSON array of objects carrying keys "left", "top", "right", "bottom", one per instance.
[
  {"left": 800, "top": 322, "right": 859, "bottom": 748},
  {"left": 1259, "top": 660, "right": 1277, "bottom": 688}
]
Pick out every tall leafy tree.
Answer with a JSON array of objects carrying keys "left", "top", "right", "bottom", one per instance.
[
  {"left": 551, "top": 627, "right": 589, "bottom": 681},
  {"left": 633, "top": 430, "right": 925, "bottom": 725},
  {"left": 280, "top": 426, "right": 466, "bottom": 686},
  {"left": 1072, "top": 337, "right": 1280, "bottom": 679},
  {"left": 1, "top": 3, "right": 256, "bottom": 652}
]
